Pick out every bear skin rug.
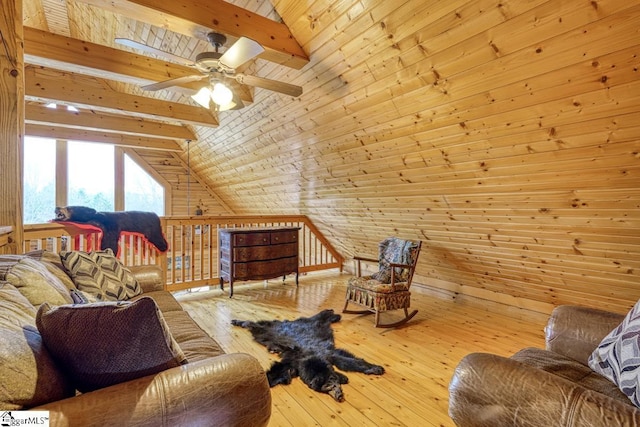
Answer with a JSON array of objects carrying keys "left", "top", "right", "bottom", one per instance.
[
  {"left": 54, "top": 205, "right": 168, "bottom": 254},
  {"left": 232, "top": 309, "right": 385, "bottom": 401}
]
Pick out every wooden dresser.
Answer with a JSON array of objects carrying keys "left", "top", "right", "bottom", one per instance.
[{"left": 218, "top": 227, "right": 300, "bottom": 296}]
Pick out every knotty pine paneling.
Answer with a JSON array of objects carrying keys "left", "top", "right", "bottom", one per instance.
[
  {"left": 184, "top": 0, "right": 640, "bottom": 315},
  {"left": 1, "top": 0, "right": 24, "bottom": 253},
  {"left": 21, "top": 0, "right": 640, "bottom": 315},
  {"left": 132, "top": 149, "right": 232, "bottom": 216}
]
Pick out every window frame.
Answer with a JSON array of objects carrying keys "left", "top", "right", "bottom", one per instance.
[{"left": 23, "top": 137, "right": 169, "bottom": 224}]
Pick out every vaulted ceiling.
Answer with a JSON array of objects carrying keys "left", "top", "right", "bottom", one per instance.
[
  {"left": 22, "top": 0, "right": 307, "bottom": 142},
  {"left": 21, "top": 0, "right": 640, "bottom": 315}
]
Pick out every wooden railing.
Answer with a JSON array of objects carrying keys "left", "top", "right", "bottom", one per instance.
[{"left": 23, "top": 215, "right": 344, "bottom": 292}]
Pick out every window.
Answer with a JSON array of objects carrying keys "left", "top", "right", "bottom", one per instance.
[
  {"left": 125, "top": 154, "right": 164, "bottom": 215},
  {"left": 67, "top": 141, "right": 115, "bottom": 211},
  {"left": 23, "top": 137, "right": 56, "bottom": 224},
  {"left": 23, "top": 137, "right": 166, "bottom": 224}
]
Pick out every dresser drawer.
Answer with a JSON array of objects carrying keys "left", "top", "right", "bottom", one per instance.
[
  {"left": 234, "top": 243, "right": 297, "bottom": 262},
  {"left": 270, "top": 230, "right": 298, "bottom": 244},
  {"left": 233, "top": 257, "right": 298, "bottom": 280},
  {"left": 233, "top": 232, "right": 271, "bottom": 247}
]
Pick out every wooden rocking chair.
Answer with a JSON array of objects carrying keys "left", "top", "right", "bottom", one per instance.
[{"left": 343, "top": 237, "right": 422, "bottom": 328}]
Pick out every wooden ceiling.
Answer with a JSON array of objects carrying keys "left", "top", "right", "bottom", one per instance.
[{"left": 21, "top": 0, "right": 640, "bottom": 315}]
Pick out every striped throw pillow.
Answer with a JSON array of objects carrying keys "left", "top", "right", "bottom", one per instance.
[{"left": 589, "top": 299, "right": 640, "bottom": 407}]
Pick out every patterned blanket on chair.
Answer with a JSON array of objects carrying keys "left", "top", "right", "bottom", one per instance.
[{"left": 371, "top": 238, "right": 420, "bottom": 284}]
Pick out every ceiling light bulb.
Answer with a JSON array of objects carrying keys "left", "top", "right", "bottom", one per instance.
[
  {"left": 191, "top": 87, "right": 212, "bottom": 108},
  {"left": 218, "top": 91, "right": 243, "bottom": 112},
  {"left": 217, "top": 100, "right": 237, "bottom": 112},
  {"left": 211, "top": 82, "right": 233, "bottom": 106}
]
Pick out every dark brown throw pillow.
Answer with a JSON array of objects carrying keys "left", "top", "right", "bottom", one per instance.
[{"left": 36, "top": 297, "right": 187, "bottom": 392}]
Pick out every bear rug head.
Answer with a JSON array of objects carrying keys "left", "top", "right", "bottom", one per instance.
[{"left": 232, "top": 309, "right": 384, "bottom": 402}]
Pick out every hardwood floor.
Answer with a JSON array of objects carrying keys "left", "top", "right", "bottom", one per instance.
[{"left": 176, "top": 271, "right": 549, "bottom": 427}]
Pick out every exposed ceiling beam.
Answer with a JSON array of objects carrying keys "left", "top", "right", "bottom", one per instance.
[
  {"left": 25, "top": 103, "right": 197, "bottom": 141},
  {"left": 25, "top": 66, "right": 219, "bottom": 128},
  {"left": 24, "top": 26, "right": 194, "bottom": 86},
  {"left": 26, "top": 124, "right": 182, "bottom": 151},
  {"left": 77, "top": 0, "right": 309, "bottom": 69},
  {"left": 23, "top": 27, "right": 254, "bottom": 103}
]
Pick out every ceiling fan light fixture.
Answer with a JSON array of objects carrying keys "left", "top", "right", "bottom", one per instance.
[
  {"left": 216, "top": 88, "right": 244, "bottom": 112},
  {"left": 217, "top": 101, "right": 236, "bottom": 112},
  {"left": 191, "top": 86, "right": 212, "bottom": 108},
  {"left": 211, "top": 82, "right": 233, "bottom": 106}
]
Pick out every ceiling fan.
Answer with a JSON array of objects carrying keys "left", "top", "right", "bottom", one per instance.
[{"left": 115, "top": 32, "right": 303, "bottom": 111}]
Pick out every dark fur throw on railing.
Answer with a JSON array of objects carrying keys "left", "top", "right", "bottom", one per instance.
[{"left": 54, "top": 206, "right": 168, "bottom": 254}]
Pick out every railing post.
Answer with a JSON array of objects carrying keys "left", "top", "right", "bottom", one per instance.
[{"left": 23, "top": 215, "right": 344, "bottom": 291}]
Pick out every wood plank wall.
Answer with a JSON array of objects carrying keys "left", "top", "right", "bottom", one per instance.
[
  {"left": 178, "top": 0, "right": 640, "bottom": 315},
  {"left": 0, "top": 0, "right": 24, "bottom": 254},
  {"left": 19, "top": 0, "right": 640, "bottom": 315}
]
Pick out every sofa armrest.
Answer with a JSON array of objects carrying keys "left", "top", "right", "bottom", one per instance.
[
  {"left": 449, "top": 352, "right": 640, "bottom": 427},
  {"left": 545, "top": 305, "right": 625, "bottom": 365},
  {"left": 129, "top": 265, "right": 165, "bottom": 293},
  {"left": 33, "top": 353, "right": 271, "bottom": 427}
]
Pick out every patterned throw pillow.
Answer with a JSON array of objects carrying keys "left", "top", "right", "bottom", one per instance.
[
  {"left": 588, "top": 299, "right": 640, "bottom": 407},
  {"left": 36, "top": 297, "right": 188, "bottom": 392},
  {"left": 60, "top": 249, "right": 141, "bottom": 302}
]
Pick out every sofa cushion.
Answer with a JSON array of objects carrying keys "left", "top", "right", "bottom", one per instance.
[
  {"left": 60, "top": 249, "right": 142, "bottom": 302},
  {"left": 136, "top": 290, "right": 185, "bottom": 313},
  {"left": 36, "top": 297, "right": 188, "bottom": 392},
  {"left": 588, "top": 299, "right": 640, "bottom": 407},
  {"left": 0, "top": 255, "right": 73, "bottom": 306},
  {"left": 26, "top": 250, "right": 76, "bottom": 291},
  {"left": 0, "top": 282, "right": 74, "bottom": 409},
  {"left": 162, "top": 310, "right": 225, "bottom": 362}
]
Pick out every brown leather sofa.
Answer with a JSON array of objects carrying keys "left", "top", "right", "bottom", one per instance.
[
  {"left": 449, "top": 305, "right": 640, "bottom": 426},
  {"left": 0, "top": 252, "right": 271, "bottom": 426}
]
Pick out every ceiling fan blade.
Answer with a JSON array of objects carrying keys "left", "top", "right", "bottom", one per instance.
[
  {"left": 219, "top": 37, "right": 265, "bottom": 69},
  {"left": 115, "top": 38, "right": 194, "bottom": 67},
  {"left": 234, "top": 74, "right": 302, "bottom": 97},
  {"left": 141, "top": 75, "right": 207, "bottom": 91}
]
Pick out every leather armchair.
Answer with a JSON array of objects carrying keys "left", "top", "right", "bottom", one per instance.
[{"left": 449, "top": 305, "right": 640, "bottom": 426}]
